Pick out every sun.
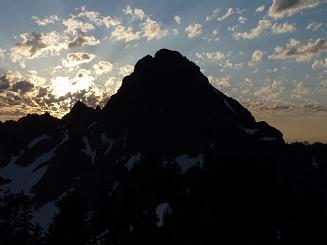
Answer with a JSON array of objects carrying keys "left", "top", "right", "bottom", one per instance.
[
  {"left": 51, "top": 76, "right": 72, "bottom": 97},
  {"left": 50, "top": 75, "right": 94, "bottom": 98}
]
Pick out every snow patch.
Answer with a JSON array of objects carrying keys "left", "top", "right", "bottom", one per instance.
[
  {"left": 0, "top": 130, "right": 70, "bottom": 195},
  {"left": 156, "top": 202, "right": 171, "bottom": 227},
  {"left": 32, "top": 201, "right": 58, "bottom": 230},
  {"left": 259, "top": 137, "right": 277, "bottom": 142},
  {"left": 224, "top": 99, "right": 236, "bottom": 113},
  {"left": 82, "top": 136, "right": 96, "bottom": 164},
  {"left": 87, "top": 121, "right": 98, "bottom": 129},
  {"left": 243, "top": 127, "right": 259, "bottom": 135},
  {"left": 101, "top": 133, "right": 114, "bottom": 155},
  {"left": 108, "top": 182, "right": 119, "bottom": 197},
  {"left": 174, "top": 154, "right": 204, "bottom": 173},
  {"left": 28, "top": 134, "right": 51, "bottom": 149},
  {"left": 125, "top": 153, "right": 142, "bottom": 171},
  {"left": 312, "top": 157, "right": 318, "bottom": 168}
]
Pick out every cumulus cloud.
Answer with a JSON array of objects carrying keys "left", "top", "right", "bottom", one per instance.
[
  {"left": 268, "top": 0, "right": 327, "bottom": 19},
  {"left": 0, "top": 73, "right": 12, "bottom": 91},
  {"left": 93, "top": 61, "right": 113, "bottom": 75},
  {"left": 62, "top": 52, "right": 96, "bottom": 68},
  {"left": 254, "top": 79, "right": 285, "bottom": 101},
  {"left": 212, "top": 29, "right": 220, "bottom": 41},
  {"left": 218, "top": 60, "right": 244, "bottom": 71},
  {"left": 123, "top": 5, "right": 145, "bottom": 20},
  {"left": 238, "top": 16, "right": 247, "bottom": 24},
  {"left": 10, "top": 80, "right": 34, "bottom": 94},
  {"left": 0, "top": 47, "right": 5, "bottom": 60},
  {"left": 233, "top": 19, "right": 272, "bottom": 40},
  {"left": 63, "top": 17, "right": 95, "bottom": 33},
  {"left": 67, "top": 29, "right": 100, "bottom": 48},
  {"left": 185, "top": 24, "right": 202, "bottom": 38},
  {"left": 102, "top": 16, "right": 121, "bottom": 28},
  {"left": 141, "top": 18, "right": 168, "bottom": 40},
  {"left": 119, "top": 64, "right": 134, "bottom": 76},
  {"left": 77, "top": 10, "right": 103, "bottom": 25},
  {"left": 196, "top": 51, "right": 225, "bottom": 61},
  {"left": 208, "top": 75, "right": 231, "bottom": 90},
  {"left": 291, "top": 81, "right": 310, "bottom": 98},
  {"left": 272, "top": 22, "right": 296, "bottom": 34},
  {"left": 31, "top": 15, "right": 59, "bottom": 26},
  {"left": 205, "top": 8, "right": 220, "bottom": 22},
  {"left": 269, "top": 38, "right": 327, "bottom": 61},
  {"left": 174, "top": 15, "right": 181, "bottom": 24},
  {"left": 111, "top": 25, "right": 141, "bottom": 42},
  {"left": 256, "top": 5, "right": 265, "bottom": 13},
  {"left": 217, "top": 8, "right": 234, "bottom": 21},
  {"left": 11, "top": 31, "right": 66, "bottom": 65},
  {"left": 307, "top": 22, "right": 323, "bottom": 31},
  {"left": 312, "top": 57, "right": 327, "bottom": 69},
  {"left": 248, "top": 50, "right": 264, "bottom": 67}
]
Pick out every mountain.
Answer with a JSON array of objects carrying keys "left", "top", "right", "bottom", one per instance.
[{"left": 0, "top": 49, "right": 326, "bottom": 244}]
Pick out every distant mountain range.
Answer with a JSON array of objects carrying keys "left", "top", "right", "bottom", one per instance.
[{"left": 0, "top": 49, "right": 326, "bottom": 244}]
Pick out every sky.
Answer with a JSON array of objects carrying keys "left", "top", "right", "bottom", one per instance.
[{"left": 0, "top": 0, "right": 326, "bottom": 143}]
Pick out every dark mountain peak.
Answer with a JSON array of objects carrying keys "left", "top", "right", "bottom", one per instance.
[
  {"left": 62, "top": 101, "right": 99, "bottom": 130},
  {"left": 103, "top": 49, "right": 284, "bottom": 153}
]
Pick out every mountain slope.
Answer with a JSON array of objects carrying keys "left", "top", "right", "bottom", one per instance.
[{"left": 0, "top": 49, "right": 326, "bottom": 244}]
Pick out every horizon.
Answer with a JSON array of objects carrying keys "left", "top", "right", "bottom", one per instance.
[{"left": 0, "top": 0, "right": 326, "bottom": 142}]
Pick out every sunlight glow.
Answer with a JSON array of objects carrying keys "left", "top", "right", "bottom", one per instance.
[{"left": 50, "top": 75, "right": 94, "bottom": 97}]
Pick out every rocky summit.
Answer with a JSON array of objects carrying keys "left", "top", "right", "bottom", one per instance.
[{"left": 0, "top": 49, "right": 326, "bottom": 244}]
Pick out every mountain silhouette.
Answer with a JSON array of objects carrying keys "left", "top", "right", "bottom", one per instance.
[{"left": 0, "top": 49, "right": 326, "bottom": 244}]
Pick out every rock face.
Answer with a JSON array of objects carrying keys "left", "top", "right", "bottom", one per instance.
[{"left": 0, "top": 49, "right": 326, "bottom": 244}]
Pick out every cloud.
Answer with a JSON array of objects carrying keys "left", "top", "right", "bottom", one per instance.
[
  {"left": 11, "top": 31, "right": 66, "bottom": 65},
  {"left": 238, "top": 16, "right": 247, "bottom": 24},
  {"left": 63, "top": 17, "right": 95, "bottom": 33},
  {"left": 254, "top": 79, "right": 285, "bottom": 101},
  {"left": 141, "top": 18, "right": 168, "bottom": 40},
  {"left": 218, "top": 60, "right": 244, "bottom": 71},
  {"left": 0, "top": 73, "right": 12, "bottom": 91},
  {"left": 195, "top": 51, "right": 225, "bottom": 61},
  {"left": 307, "top": 22, "right": 323, "bottom": 31},
  {"left": 62, "top": 52, "right": 96, "bottom": 68},
  {"left": 174, "top": 15, "right": 181, "bottom": 24},
  {"left": 31, "top": 15, "right": 59, "bottom": 26},
  {"left": 111, "top": 25, "right": 141, "bottom": 42},
  {"left": 269, "top": 38, "right": 327, "bottom": 61},
  {"left": 208, "top": 75, "right": 231, "bottom": 90},
  {"left": 185, "top": 24, "right": 202, "bottom": 38},
  {"left": 205, "top": 8, "right": 220, "bottom": 22},
  {"left": 50, "top": 69, "right": 96, "bottom": 98},
  {"left": 102, "top": 16, "right": 121, "bottom": 28},
  {"left": 291, "top": 81, "right": 310, "bottom": 98},
  {"left": 312, "top": 57, "right": 327, "bottom": 69},
  {"left": 272, "top": 22, "right": 296, "bottom": 34},
  {"left": 93, "top": 61, "right": 113, "bottom": 75},
  {"left": 0, "top": 47, "right": 5, "bottom": 60},
  {"left": 119, "top": 64, "right": 134, "bottom": 76},
  {"left": 75, "top": 7, "right": 121, "bottom": 28},
  {"left": 217, "top": 8, "right": 234, "bottom": 21},
  {"left": 268, "top": 0, "right": 327, "bottom": 19},
  {"left": 232, "top": 19, "right": 272, "bottom": 40},
  {"left": 77, "top": 10, "right": 102, "bottom": 25},
  {"left": 256, "top": 5, "right": 265, "bottom": 13},
  {"left": 248, "top": 50, "right": 264, "bottom": 67},
  {"left": 10, "top": 80, "right": 34, "bottom": 94},
  {"left": 123, "top": 5, "right": 145, "bottom": 20},
  {"left": 67, "top": 29, "right": 100, "bottom": 48}
]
